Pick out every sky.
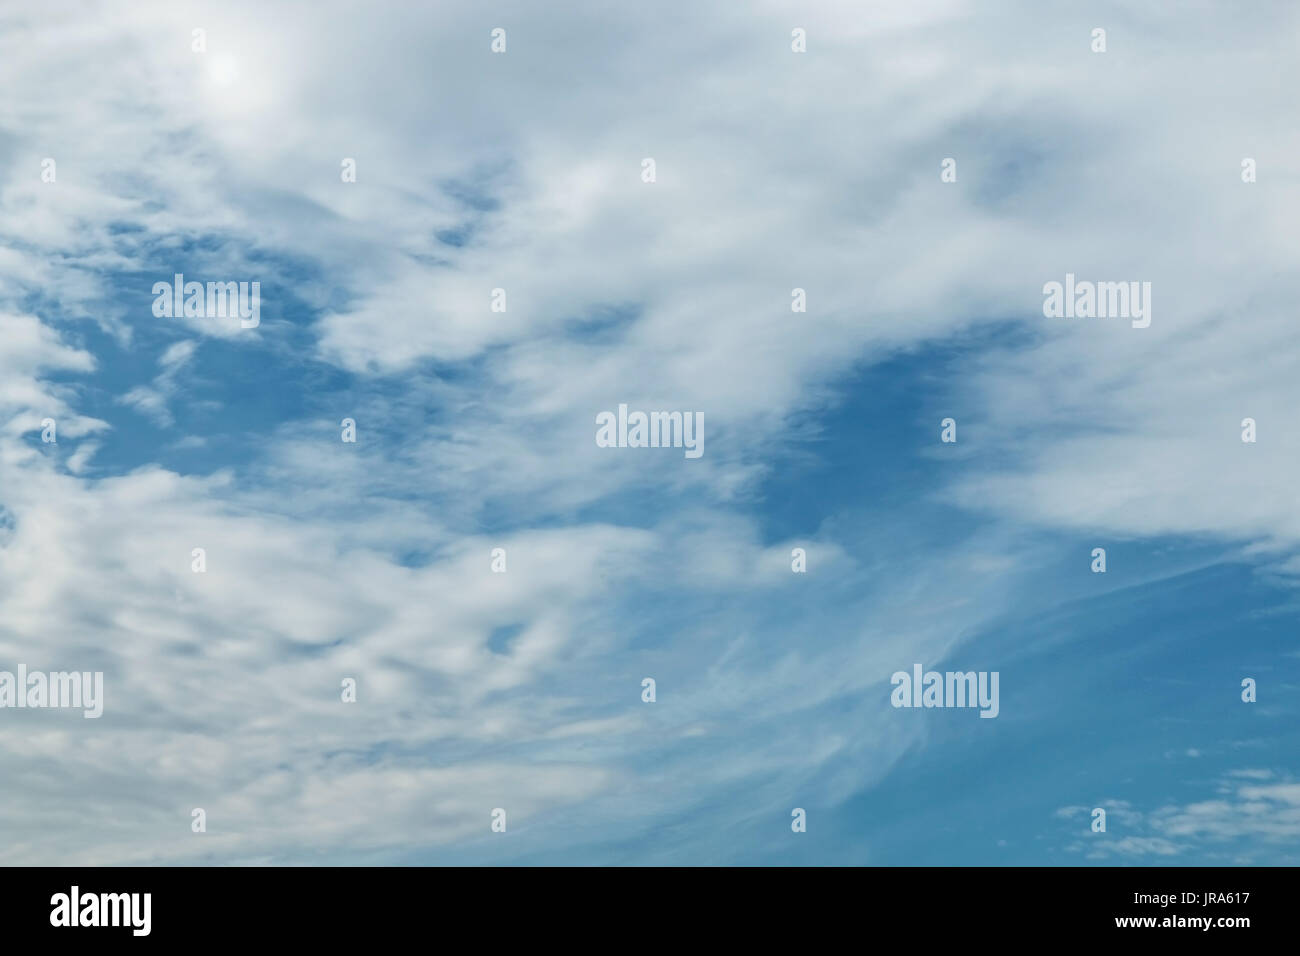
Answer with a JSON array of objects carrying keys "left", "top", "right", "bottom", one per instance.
[{"left": 0, "top": 0, "right": 1298, "bottom": 866}]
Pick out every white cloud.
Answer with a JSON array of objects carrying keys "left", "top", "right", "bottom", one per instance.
[{"left": 1, "top": 0, "right": 1297, "bottom": 863}]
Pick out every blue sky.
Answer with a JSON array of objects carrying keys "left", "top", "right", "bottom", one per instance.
[{"left": 0, "top": 0, "right": 1298, "bottom": 865}]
